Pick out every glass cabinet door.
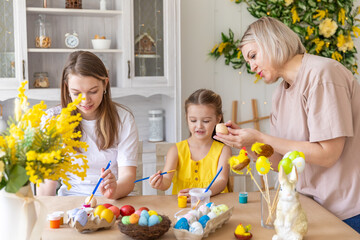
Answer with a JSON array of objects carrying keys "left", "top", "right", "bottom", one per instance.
[
  {"left": 133, "top": 0, "right": 164, "bottom": 77},
  {"left": 0, "top": 0, "right": 27, "bottom": 90}
]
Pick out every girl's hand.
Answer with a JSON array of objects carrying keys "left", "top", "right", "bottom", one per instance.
[
  {"left": 149, "top": 170, "right": 163, "bottom": 189},
  {"left": 99, "top": 168, "right": 117, "bottom": 198},
  {"left": 178, "top": 188, "right": 191, "bottom": 203}
]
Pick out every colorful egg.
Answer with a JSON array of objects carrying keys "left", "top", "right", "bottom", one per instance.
[
  {"left": 189, "top": 221, "right": 204, "bottom": 235},
  {"left": 121, "top": 216, "right": 131, "bottom": 225},
  {"left": 174, "top": 217, "right": 189, "bottom": 230},
  {"left": 217, "top": 204, "right": 229, "bottom": 213},
  {"left": 292, "top": 157, "right": 305, "bottom": 173},
  {"left": 148, "top": 215, "right": 160, "bottom": 226},
  {"left": 211, "top": 206, "right": 222, "bottom": 216},
  {"left": 278, "top": 157, "right": 293, "bottom": 175},
  {"left": 140, "top": 210, "right": 150, "bottom": 219},
  {"left": 256, "top": 156, "right": 271, "bottom": 175},
  {"left": 158, "top": 215, "right": 162, "bottom": 223},
  {"left": 129, "top": 213, "right": 140, "bottom": 224},
  {"left": 207, "top": 211, "right": 217, "bottom": 219},
  {"left": 74, "top": 210, "right": 88, "bottom": 226},
  {"left": 138, "top": 216, "right": 148, "bottom": 226},
  {"left": 198, "top": 205, "right": 210, "bottom": 216},
  {"left": 188, "top": 210, "right": 201, "bottom": 220},
  {"left": 148, "top": 210, "right": 158, "bottom": 216},
  {"left": 206, "top": 202, "right": 214, "bottom": 208},
  {"left": 183, "top": 213, "right": 196, "bottom": 225},
  {"left": 198, "top": 215, "right": 210, "bottom": 228}
]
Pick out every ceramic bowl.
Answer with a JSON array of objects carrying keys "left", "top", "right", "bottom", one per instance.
[{"left": 91, "top": 39, "right": 111, "bottom": 49}]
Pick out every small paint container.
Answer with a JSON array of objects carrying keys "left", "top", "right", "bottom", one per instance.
[
  {"left": 52, "top": 211, "right": 64, "bottom": 225},
  {"left": 48, "top": 213, "right": 61, "bottom": 229},
  {"left": 178, "top": 196, "right": 187, "bottom": 208},
  {"left": 82, "top": 204, "right": 91, "bottom": 208},
  {"left": 239, "top": 192, "right": 248, "bottom": 204}
]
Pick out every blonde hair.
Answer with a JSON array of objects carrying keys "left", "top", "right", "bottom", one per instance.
[
  {"left": 61, "top": 51, "right": 132, "bottom": 150},
  {"left": 239, "top": 17, "right": 305, "bottom": 67}
]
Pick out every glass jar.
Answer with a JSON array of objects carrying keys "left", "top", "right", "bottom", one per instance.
[
  {"left": 148, "top": 109, "right": 164, "bottom": 142},
  {"left": 33, "top": 72, "right": 49, "bottom": 88},
  {"left": 35, "top": 14, "right": 52, "bottom": 48}
]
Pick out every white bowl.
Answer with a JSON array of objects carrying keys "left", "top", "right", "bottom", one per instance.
[{"left": 91, "top": 39, "right": 111, "bottom": 49}]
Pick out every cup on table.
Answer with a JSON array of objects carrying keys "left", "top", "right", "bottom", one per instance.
[
  {"left": 239, "top": 192, "right": 248, "bottom": 204},
  {"left": 178, "top": 196, "right": 187, "bottom": 208},
  {"left": 47, "top": 213, "right": 61, "bottom": 229},
  {"left": 189, "top": 188, "right": 212, "bottom": 208}
]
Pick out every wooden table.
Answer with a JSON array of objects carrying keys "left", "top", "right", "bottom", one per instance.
[{"left": 38, "top": 192, "right": 360, "bottom": 239}]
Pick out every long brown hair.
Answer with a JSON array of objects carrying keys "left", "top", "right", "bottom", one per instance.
[
  {"left": 61, "top": 51, "right": 129, "bottom": 150},
  {"left": 185, "top": 89, "right": 224, "bottom": 137}
]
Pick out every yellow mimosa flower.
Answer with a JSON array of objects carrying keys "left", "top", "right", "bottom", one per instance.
[
  {"left": 291, "top": 6, "right": 300, "bottom": 24},
  {"left": 319, "top": 18, "right": 338, "bottom": 38},
  {"left": 284, "top": 0, "right": 293, "bottom": 6},
  {"left": 313, "top": 9, "right": 327, "bottom": 20},
  {"left": 237, "top": 50, "right": 242, "bottom": 59},
  {"left": 211, "top": 44, "right": 218, "bottom": 53},
  {"left": 352, "top": 26, "right": 360, "bottom": 38},
  {"left": 338, "top": 8, "right": 345, "bottom": 26},
  {"left": 331, "top": 51, "right": 343, "bottom": 61}
]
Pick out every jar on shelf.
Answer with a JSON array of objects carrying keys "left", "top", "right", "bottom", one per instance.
[
  {"left": 35, "top": 14, "right": 52, "bottom": 48},
  {"left": 33, "top": 72, "right": 49, "bottom": 88},
  {"left": 148, "top": 109, "right": 164, "bottom": 142},
  {"left": 65, "top": 0, "right": 82, "bottom": 9}
]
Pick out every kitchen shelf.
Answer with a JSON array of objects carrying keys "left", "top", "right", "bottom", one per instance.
[
  {"left": 28, "top": 48, "right": 123, "bottom": 53},
  {"left": 26, "top": 7, "right": 122, "bottom": 17}
]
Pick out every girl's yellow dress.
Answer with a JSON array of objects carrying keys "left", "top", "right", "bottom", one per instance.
[{"left": 172, "top": 139, "right": 228, "bottom": 194}]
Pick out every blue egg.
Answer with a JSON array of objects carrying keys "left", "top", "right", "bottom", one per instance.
[
  {"left": 148, "top": 215, "right": 160, "bottom": 227},
  {"left": 67, "top": 208, "right": 80, "bottom": 220},
  {"left": 140, "top": 210, "right": 150, "bottom": 220},
  {"left": 138, "top": 216, "right": 148, "bottom": 226},
  {"left": 198, "top": 215, "right": 210, "bottom": 229},
  {"left": 174, "top": 217, "right": 189, "bottom": 230},
  {"left": 206, "top": 202, "right": 214, "bottom": 208},
  {"left": 74, "top": 209, "right": 88, "bottom": 226}
]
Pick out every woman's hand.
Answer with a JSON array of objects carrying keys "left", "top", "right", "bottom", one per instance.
[
  {"left": 214, "top": 121, "right": 261, "bottom": 149},
  {"left": 178, "top": 188, "right": 191, "bottom": 203},
  {"left": 149, "top": 170, "right": 164, "bottom": 189},
  {"left": 99, "top": 168, "right": 117, "bottom": 198}
]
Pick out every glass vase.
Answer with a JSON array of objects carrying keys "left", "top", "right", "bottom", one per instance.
[{"left": 260, "top": 191, "right": 275, "bottom": 229}]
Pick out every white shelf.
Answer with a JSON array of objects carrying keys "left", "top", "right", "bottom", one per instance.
[
  {"left": 26, "top": 7, "right": 122, "bottom": 17},
  {"left": 0, "top": 87, "right": 174, "bottom": 101},
  {"left": 28, "top": 48, "right": 123, "bottom": 53}
]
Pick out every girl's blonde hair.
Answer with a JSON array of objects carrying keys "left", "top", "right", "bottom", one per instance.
[
  {"left": 61, "top": 51, "right": 131, "bottom": 150},
  {"left": 185, "top": 89, "right": 224, "bottom": 137},
  {"left": 239, "top": 17, "right": 305, "bottom": 67}
]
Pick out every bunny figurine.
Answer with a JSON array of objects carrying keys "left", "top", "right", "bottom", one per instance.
[{"left": 272, "top": 166, "right": 308, "bottom": 240}]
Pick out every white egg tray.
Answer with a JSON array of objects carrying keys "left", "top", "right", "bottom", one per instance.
[
  {"left": 68, "top": 213, "right": 116, "bottom": 233},
  {"left": 173, "top": 207, "right": 233, "bottom": 240}
]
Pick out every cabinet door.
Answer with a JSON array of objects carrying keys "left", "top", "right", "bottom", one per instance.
[
  {"left": 0, "top": 0, "right": 27, "bottom": 89},
  {"left": 125, "top": 0, "right": 176, "bottom": 88}
]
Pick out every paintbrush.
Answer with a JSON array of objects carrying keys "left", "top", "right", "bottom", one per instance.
[
  {"left": 86, "top": 160, "right": 111, "bottom": 204},
  {"left": 134, "top": 169, "right": 176, "bottom": 183}
]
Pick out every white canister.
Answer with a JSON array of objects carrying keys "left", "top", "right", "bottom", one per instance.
[{"left": 148, "top": 109, "right": 164, "bottom": 142}]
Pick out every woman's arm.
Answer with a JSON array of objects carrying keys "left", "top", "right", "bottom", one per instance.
[
  {"left": 209, "top": 145, "right": 231, "bottom": 196},
  {"left": 149, "top": 145, "right": 178, "bottom": 191},
  {"left": 215, "top": 125, "right": 346, "bottom": 168},
  {"left": 37, "top": 179, "right": 58, "bottom": 196}
]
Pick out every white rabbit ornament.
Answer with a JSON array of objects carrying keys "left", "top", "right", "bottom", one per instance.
[{"left": 272, "top": 166, "right": 308, "bottom": 240}]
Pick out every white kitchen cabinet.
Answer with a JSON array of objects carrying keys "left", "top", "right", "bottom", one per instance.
[
  {"left": 0, "top": 0, "right": 27, "bottom": 91},
  {"left": 0, "top": 0, "right": 179, "bottom": 102}
]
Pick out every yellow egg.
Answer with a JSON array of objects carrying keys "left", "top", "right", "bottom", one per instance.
[
  {"left": 216, "top": 123, "right": 228, "bottom": 135},
  {"left": 148, "top": 210, "right": 158, "bottom": 216},
  {"left": 100, "top": 208, "right": 114, "bottom": 223},
  {"left": 256, "top": 156, "right": 271, "bottom": 175}
]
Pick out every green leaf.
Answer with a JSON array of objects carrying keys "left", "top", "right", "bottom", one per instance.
[
  {"left": 221, "top": 32, "right": 229, "bottom": 42},
  {"left": 298, "top": 2, "right": 307, "bottom": 11},
  {"left": 5, "top": 165, "right": 29, "bottom": 193},
  {"left": 229, "top": 29, "right": 234, "bottom": 40},
  {"left": 308, "top": 0, "right": 317, "bottom": 8}
]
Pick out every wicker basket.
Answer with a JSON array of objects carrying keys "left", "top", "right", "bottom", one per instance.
[
  {"left": 65, "top": 0, "right": 82, "bottom": 9},
  {"left": 118, "top": 215, "right": 171, "bottom": 240}
]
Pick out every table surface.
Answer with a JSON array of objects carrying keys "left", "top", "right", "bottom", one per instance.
[{"left": 38, "top": 192, "right": 360, "bottom": 240}]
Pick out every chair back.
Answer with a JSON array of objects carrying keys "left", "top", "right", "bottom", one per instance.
[
  {"left": 132, "top": 141, "right": 143, "bottom": 195},
  {"left": 155, "top": 142, "right": 175, "bottom": 195}
]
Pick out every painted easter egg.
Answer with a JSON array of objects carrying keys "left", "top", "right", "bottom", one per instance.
[
  {"left": 206, "top": 202, "right": 214, "bottom": 208},
  {"left": 158, "top": 215, "right": 162, "bottom": 223},
  {"left": 121, "top": 216, "right": 131, "bottom": 225},
  {"left": 183, "top": 213, "right": 197, "bottom": 225},
  {"left": 74, "top": 209, "right": 88, "bottom": 226},
  {"left": 198, "top": 205, "right": 210, "bottom": 216},
  {"left": 278, "top": 157, "right": 293, "bottom": 175},
  {"left": 174, "top": 217, "right": 190, "bottom": 230},
  {"left": 138, "top": 216, "right": 148, "bottom": 226},
  {"left": 198, "top": 215, "right": 210, "bottom": 228},
  {"left": 217, "top": 204, "right": 229, "bottom": 213},
  {"left": 207, "top": 211, "right": 217, "bottom": 219},
  {"left": 140, "top": 210, "right": 150, "bottom": 219},
  {"left": 256, "top": 156, "right": 271, "bottom": 175},
  {"left": 148, "top": 215, "right": 160, "bottom": 226},
  {"left": 129, "top": 213, "right": 140, "bottom": 224},
  {"left": 148, "top": 210, "right": 158, "bottom": 216},
  {"left": 188, "top": 210, "right": 201, "bottom": 220},
  {"left": 292, "top": 157, "right": 305, "bottom": 173},
  {"left": 189, "top": 221, "right": 204, "bottom": 235}
]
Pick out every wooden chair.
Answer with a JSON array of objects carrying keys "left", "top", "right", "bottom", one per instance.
[
  {"left": 132, "top": 141, "right": 143, "bottom": 195},
  {"left": 231, "top": 99, "right": 270, "bottom": 191},
  {"left": 155, "top": 142, "right": 175, "bottom": 195}
]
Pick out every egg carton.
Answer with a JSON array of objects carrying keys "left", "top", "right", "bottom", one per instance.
[
  {"left": 68, "top": 213, "right": 116, "bottom": 233},
  {"left": 173, "top": 207, "right": 233, "bottom": 240}
]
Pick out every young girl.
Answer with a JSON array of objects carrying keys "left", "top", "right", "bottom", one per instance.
[
  {"left": 149, "top": 89, "right": 231, "bottom": 200},
  {"left": 38, "top": 51, "right": 139, "bottom": 199}
]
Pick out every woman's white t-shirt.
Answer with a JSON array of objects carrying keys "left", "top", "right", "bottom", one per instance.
[{"left": 43, "top": 105, "right": 138, "bottom": 196}]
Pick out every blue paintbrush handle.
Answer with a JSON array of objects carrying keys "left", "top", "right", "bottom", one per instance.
[
  {"left": 92, "top": 160, "right": 111, "bottom": 194},
  {"left": 205, "top": 166, "right": 223, "bottom": 193},
  {"left": 134, "top": 170, "right": 171, "bottom": 183}
]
